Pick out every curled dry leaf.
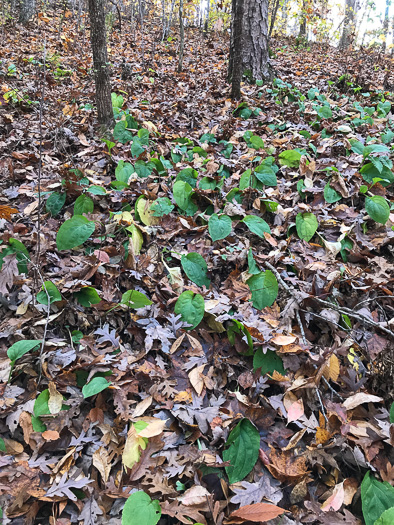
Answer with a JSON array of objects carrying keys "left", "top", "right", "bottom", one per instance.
[
  {"left": 342, "top": 393, "right": 383, "bottom": 410},
  {"left": 228, "top": 502, "right": 286, "bottom": 523}
]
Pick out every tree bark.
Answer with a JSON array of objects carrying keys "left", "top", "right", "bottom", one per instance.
[
  {"left": 339, "top": 0, "right": 357, "bottom": 49},
  {"left": 229, "top": 0, "right": 244, "bottom": 98},
  {"left": 88, "top": 0, "right": 114, "bottom": 128},
  {"left": 298, "top": 0, "right": 307, "bottom": 37},
  {"left": 242, "top": 0, "right": 271, "bottom": 81},
  {"left": 19, "top": 0, "right": 35, "bottom": 24},
  {"left": 177, "top": 0, "right": 184, "bottom": 72},
  {"left": 269, "top": 0, "right": 280, "bottom": 35},
  {"left": 382, "top": 0, "right": 390, "bottom": 53}
]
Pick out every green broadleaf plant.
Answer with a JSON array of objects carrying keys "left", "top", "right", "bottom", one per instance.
[
  {"left": 247, "top": 270, "right": 278, "bottom": 310},
  {"left": 361, "top": 471, "right": 394, "bottom": 525},
  {"left": 208, "top": 214, "right": 232, "bottom": 242},
  {"left": 122, "top": 491, "right": 161, "bottom": 525},
  {"left": 82, "top": 377, "right": 111, "bottom": 398},
  {"left": 56, "top": 215, "right": 95, "bottom": 251},
  {"left": 181, "top": 253, "right": 210, "bottom": 288},
  {"left": 295, "top": 212, "right": 318, "bottom": 241},
  {"left": 174, "top": 291, "right": 205, "bottom": 330},
  {"left": 223, "top": 418, "right": 260, "bottom": 483}
]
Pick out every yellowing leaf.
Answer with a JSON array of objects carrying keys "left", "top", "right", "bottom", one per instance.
[
  {"left": 113, "top": 211, "right": 134, "bottom": 225},
  {"left": 122, "top": 425, "right": 147, "bottom": 470},
  {"left": 136, "top": 197, "right": 160, "bottom": 226}
]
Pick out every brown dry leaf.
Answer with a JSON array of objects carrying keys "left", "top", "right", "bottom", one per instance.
[
  {"left": 315, "top": 427, "right": 331, "bottom": 445},
  {"left": 321, "top": 481, "right": 345, "bottom": 512},
  {"left": 134, "top": 417, "right": 167, "bottom": 438},
  {"left": 132, "top": 396, "right": 153, "bottom": 418},
  {"left": 266, "top": 446, "right": 308, "bottom": 483},
  {"left": 271, "top": 334, "right": 297, "bottom": 346},
  {"left": 179, "top": 485, "right": 210, "bottom": 506},
  {"left": 189, "top": 364, "right": 206, "bottom": 396},
  {"left": 42, "top": 430, "right": 60, "bottom": 441},
  {"left": 0, "top": 254, "right": 19, "bottom": 294},
  {"left": 4, "top": 438, "right": 24, "bottom": 454},
  {"left": 48, "top": 382, "right": 63, "bottom": 414},
  {"left": 93, "top": 447, "right": 112, "bottom": 483},
  {"left": 342, "top": 393, "right": 383, "bottom": 410},
  {"left": 0, "top": 205, "right": 18, "bottom": 220},
  {"left": 228, "top": 502, "right": 286, "bottom": 523},
  {"left": 327, "top": 355, "right": 340, "bottom": 382}
]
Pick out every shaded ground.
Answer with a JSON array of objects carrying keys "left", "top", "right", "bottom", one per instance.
[{"left": 1, "top": 13, "right": 394, "bottom": 525}]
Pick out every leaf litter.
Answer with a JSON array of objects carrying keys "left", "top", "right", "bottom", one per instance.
[{"left": 0, "top": 13, "right": 394, "bottom": 525}]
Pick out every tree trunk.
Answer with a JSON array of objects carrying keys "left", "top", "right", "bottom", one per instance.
[
  {"left": 88, "top": 0, "right": 114, "bottom": 128},
  {"left": 269, "top": 0, "right": 280, "bottom": 35},
  {"left": 382, "top": 0, "right": 390, "bottom": 53},
  {"left": 177, "top": 0, "right": 184, "bottom": 72},
  {"left": 229, "top": 0, "right": 244, "bottom": 98},
  {"left": 339, "top": 0, "right": 357, "bottom": 49},
  {"left": 19, "top": 0, "right": 35, "bottom": 24},
  {"left": 242, "top": 0, "right": 271, "bottom": 80},
  {"left": 298, "top": 0, "right": 307, "bottom": 37},
  {"left": 204, "top": 0, "right": 210, "bottom": 32}
]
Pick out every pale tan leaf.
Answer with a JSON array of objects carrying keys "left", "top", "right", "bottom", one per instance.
[
  {"left": 132, "top": 396, "right": 153, "bottom": 418},
  {"left": 271, "top": 334, "right": 297, "bottom": 346},
  {"left": 93, "top": 447, "right": 111, "bottom": 483},
  {"left": 343, "top": 393, "right": 383, "bottom": 410},
  {"left": 179, "top": 486, "right": 210, "bottom": 506},
  {"left": 321, "top": 481, "right": 345, "bottom": 512},
  {"left": 189, "top": 364, "right": 206, "bottom": 396},
  {"left": 135, "top": 417, "right": 166, "bottom": 438},
  {"left": 48, "top": 382, "right": 63, "bottom": 415}
]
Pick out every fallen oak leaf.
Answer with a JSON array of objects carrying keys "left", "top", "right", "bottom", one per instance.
[
  {"left": 0, "top": 205, "right": 18, "bottom": 220},
  {"left": 227, "top": 502, "right": 286, "bottom": 523}
]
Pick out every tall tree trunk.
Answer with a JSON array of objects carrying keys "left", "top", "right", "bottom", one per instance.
[
  {"left": 229, "top": 0, "right": 271, "bottom": 90},
  {"left": 88, "top": 0, "right": 114, "bottom": 128},
  {"left": 19, "top": 0, "right": 35, "bottom": 24},
  {"left": 269, "top": 0, "right": 280, "bottom": 35},
  {"left": 298, "top": 0, "right": 307, "bottom": 37},
  {"left": 382, "top": 0, "right": 390, "bottom": 52},
  {"left": 177, "top": 0, "right": 184, "bottom": 72},
  {"left": 242, "top": 0, "right": 271, "bottom": 80},
  {"left": 339, "top": 0, "right": 357, "bottom": 49},
  {"left": 281, "top": 0, "right": 289, "bottom": 33},
  {"left": 204, "top": 0, "right": 210, "bottom": 32},
  {"left": 229, "top": 0, "right": 244, "bottom": 98}
]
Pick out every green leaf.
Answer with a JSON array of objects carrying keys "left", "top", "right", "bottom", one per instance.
[
  {"left": 46, "top": 192, "right": 66, "bottom": 217},
  {"left": 278, "top": 150, "right": 301, "bottom": 168},
  {"left": 361, "top": 472, "right": 394, "bottom": 525},
  {"left": 365, "top": 196, "right": 390, "bottom": 224},
  {"left": 138, "top": 128, "right": 150, "bottom": 145},
  {"left": 296, "top": 212, "right": 318, "bottom": 241},
  {"left": 250, "top": 135, "right": 264, "bottom": 149},
  {"left": 181, "top": 253, "right": 210, "bottom": 288},
  {"left": 88, "top": 185, "right": 107, "bottom": 195},
  {"left": 247, "top": 249, "right": 260, "bottom": 275},
  {"left": 113, "top": 120, "right": 134, "bottom": 144},
  {"left": 223, "top": 419, "right": 260, "bottom": 483},
  {"left": 74, "top": 286, "right": 101, "bottom": 307},
  {"left": 173, "top": 180, "right": 194, "bottom": 210},
  {"left": 120, "top": 290, "right": 152, "bottom": 309},
  {"left": 56, "top": 215, "right": 95, "bottom": 251},
  {"left": 390, "top": 402, "right": 394, "bottom": 424},
  {"left": 247, "top": 270, "right": 278, "bottom": 310},
  {"left": 208, "top": 214, "right": 232, "bottom": 242},
  {"left": 134, "top": 160, "right": 155, "bottom": 178},
  {"left": 111, "top": 92, "right": 124, "bottom": 108},
  {"left": 174, "top": 291, "right": 205, "bottom": 330},
  {"left": 122, "top": 491, "right": 161, "bottom": 525},
  {"left": 253, "top": 348, "right": 285, "bottom": 375},
  {"left": 7, "top": 238, "right": 30, "bottom": 274},
  {"left": 115, "top": 160, "right": 134, "bottom": 183},
  {"left": 316, "top": 105, "right": 332, "bottom": 119},
  {"left": 254, "top": 165, "right": 277, "bottom": 186},
  {"left": 242, "top": 215, "right": 271, "bottom": 238},
  {"left": 176, "top": 168, "right": 199, "bottom": 188},
  {"left": 324, "top": 183, "right": 341, "bottom": 203},
  {"left": 74, "top": 194, "right": 94, "bottom": 215},
  {"left": 375, "top": 507, "right": 394, "bottom": 525},
  {"left": 37, "top": 281, "right": 61, "bottom": 305},
  {"left": 7, "top": 340, "right": 41, "bottom": 362},
  {"left": 150, "top": 197, "right": 174, "bottom": 217},
  {"left": 82, "top": 377, "right": 111, "bottom": 398},
  {"left": 34, "top": 389, "right": 50, "bottom": 416},
  {"left": 131, "top": 137, "right": 145, "bottom": 158},
  {"left": 0, "top": 437, "right": 6, "bottom": 452}
]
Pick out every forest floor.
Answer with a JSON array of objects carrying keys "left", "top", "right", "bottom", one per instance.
[{"left": 1, "top": 13, "right": 394, "bottom": 525}]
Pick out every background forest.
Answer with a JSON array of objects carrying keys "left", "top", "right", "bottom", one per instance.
[{"left": 0, "top": 0, "right": 394, "bottom": 523}]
